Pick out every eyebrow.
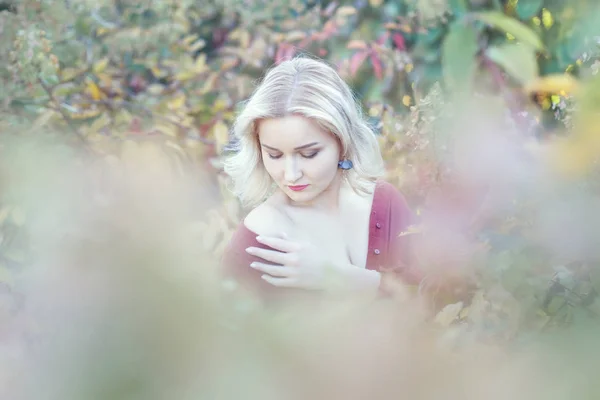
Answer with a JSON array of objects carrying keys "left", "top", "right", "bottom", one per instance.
[{"left": 261, "top": 142, "right": 319, "bottom": 151}]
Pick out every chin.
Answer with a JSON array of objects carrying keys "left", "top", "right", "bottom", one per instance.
[{"left": 286, "top": 190, "right": 318, "bottom": 203}]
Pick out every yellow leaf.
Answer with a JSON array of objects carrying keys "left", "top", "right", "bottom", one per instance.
[
  {"left": 96, "top": 72, "right": 113, "bottom": 89},
  {"left": 85, "top": 79, "right": 105, "bottom": 100},
  {"left": 182, "top": 34, "right": 200, "bottom": 46},
  {"left": 238, "top": 30, "right": 251, "bottom": 48},
  {"left": 69, "top": 107, "right": 102, "bottom": 120},
  {"left": 147, "top": 84, "right": 164, "bottom": 95},
  {"left": 369, "top": 0, "right": 384, "bottom": 6},
  {"left": 60, "top": 67, "right": 82, "bottom": 81},
  {"left": 93, "top": 58, "right": 109, "bottom": 74},
  {"left": 167, "top": 94, "right": 187, "bottom": 111},
  {"left": 524, "top": 74, "right": 579, "bottom": 94},
  {"left": 285, "top": 31, "right": 306, "bottom": 42},
  {"left": 194, "top": 53, "right": 208, "bottom": 73},
  {"left": 213, "top": 98, "right": 229, "bottom": 112},
  {"left": 347, "top": 40, "right": 368, "bottom": 50},
  {"left": 88, "top": 113, "right": 111, "bottom": 134},
  {"left": 175, "top": 70, "right": 197, "bottom": 81},
  {"left": 151, "top": 66, "right": 169, "bottom": 79},
  {"left": 114, "top": 109, "right": 133, "bottom": 126},
  {"left": 541, "top": 8, "right": 554, "bottom": 28},
  {"left": 212, "top": 120, "right": 230, "bottom": 154},
  {"left": 199, "top": 72, "right": 219, "bottom": 95},
  {"left": 156, "top": 122, "right": 179, "bottom": 138},
  {"left": 221, "top": 57, "right": 239, "bottom": 71},
  {"left": 337, "top": 6, "right": 357, "bottom": 16},
  {"left": 190, "top": 39, "right": 207, "bottom": 53}
]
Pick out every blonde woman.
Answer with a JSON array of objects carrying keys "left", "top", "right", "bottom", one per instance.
[{"left": 222, "top": 56, "right": 422, "bottom": 301}]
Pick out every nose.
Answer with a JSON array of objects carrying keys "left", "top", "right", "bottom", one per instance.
[{"left": 284, "top": 156, "right": 302, "bottom": 183}]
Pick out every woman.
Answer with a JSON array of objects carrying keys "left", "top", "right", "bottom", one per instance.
[{"left": 221, "top": 56, "right": 423, "bottom": 302}]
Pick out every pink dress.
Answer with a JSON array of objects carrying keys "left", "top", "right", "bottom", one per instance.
[{"left": 221, "top": 180, "right": 423, "bottom": 300}]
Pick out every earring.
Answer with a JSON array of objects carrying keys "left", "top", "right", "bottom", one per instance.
[{"left": 338, "top": 159, "right": 353, "bottom": 170}]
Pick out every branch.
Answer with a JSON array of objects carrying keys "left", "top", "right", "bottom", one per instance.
[
  {"left": 72, "top": 98, "right": 215, "bottom": 145},
  {"left": 37, "top": 78, "right": 92, "bottom": 150}
]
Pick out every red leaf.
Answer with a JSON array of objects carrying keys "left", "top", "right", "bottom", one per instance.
[
  {"left": 298, "top": 37, "right": 311, "bottom": 48},
  {"left": 392, "top": 33, "right": 406, "bottom": 51},
  {"left": 370, "top": 53, "right": 383, "bottom": 80},
  {"left": 274, "top": 43, "right": 298, "bottom": 63},
  {"left": 285, "top": 45, "right": 297, "bottom": 60},
  {"left": 323, "top": 20, "right": 337, "bottom": 36},
  {"left": 350, "top": 51, "right": 370, "bottom": 77}
]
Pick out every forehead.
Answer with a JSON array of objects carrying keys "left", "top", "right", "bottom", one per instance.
[{"left": 257, "top": 115, "right": 338, "bottom": 148}]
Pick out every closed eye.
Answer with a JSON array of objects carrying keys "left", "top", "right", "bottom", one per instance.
[
  {"left": 267, "top": 153, "right": 282, "bottom": 160},
  {"left": 302, "top": 151, "right": 319, "bottom": 159}
]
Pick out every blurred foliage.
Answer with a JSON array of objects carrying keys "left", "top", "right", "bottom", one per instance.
[{"left": 2, "top": 0, "right": 600, "bottom": 362}]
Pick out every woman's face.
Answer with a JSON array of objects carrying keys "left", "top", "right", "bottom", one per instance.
[{"left": 257, "top": 115, "right": 342, "bottom": 205}]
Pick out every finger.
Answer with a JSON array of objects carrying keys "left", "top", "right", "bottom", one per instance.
[
  {"left": 256, "top": 235, "right": 299, "bottom": 253},
  {"left": 246, "top": 247, "right": 289, "bottom": 265},
  {"left": 250, "top": 262, "right": 295, "bottom": 277},
  {"left": 260, "top": 274, "right": 298, "bottom": 288}
]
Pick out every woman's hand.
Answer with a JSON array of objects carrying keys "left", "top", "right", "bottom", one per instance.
[{"left": 245, "top": 234, "right": 381, "bottom": 292}]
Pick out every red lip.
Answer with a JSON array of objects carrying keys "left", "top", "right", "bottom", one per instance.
[{"left": 288, "top": 184, "right": 309, "bottom": 192}]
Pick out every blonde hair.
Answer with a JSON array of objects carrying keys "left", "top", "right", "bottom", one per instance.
[{"left": 223, "top": 55, "right": 385, "bottom": 209}]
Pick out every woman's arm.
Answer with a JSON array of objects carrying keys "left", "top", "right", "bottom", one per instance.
[{"left": 221, "top": 223, "right": 280, "bottom": 296}]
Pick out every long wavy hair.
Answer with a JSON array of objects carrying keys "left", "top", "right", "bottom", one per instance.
[{"left": 223, "top": 55, "right": 385, "bottom": 209}]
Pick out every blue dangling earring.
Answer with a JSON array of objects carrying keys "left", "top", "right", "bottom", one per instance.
[{"left": 338, "top": 159, "right": 353, "bottom": 170}]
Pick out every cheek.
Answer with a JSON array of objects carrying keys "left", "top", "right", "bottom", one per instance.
[
  {"left": 308, "top": 153, "right": 339, "bottom": 180},
  {"left": 261, "top": 157, "right": 280, "bottom": 178}
]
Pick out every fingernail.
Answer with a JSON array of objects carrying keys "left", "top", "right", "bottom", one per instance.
[
  {"left": 250, "top": 262, "right": 257, "bottom": 268},
  {"left": 245, "top": 248, "right": 253, "bottom": 253},
  {"left": 256, "top": 236, "right": 263, "bottom": 242}
]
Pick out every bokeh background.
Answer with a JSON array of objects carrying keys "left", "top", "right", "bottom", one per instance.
[{"left": 2, "top": 0, "right": 600, "bottom": 398}]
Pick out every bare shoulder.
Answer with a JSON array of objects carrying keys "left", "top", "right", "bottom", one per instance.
[{"left": 243, "top": 200, "right": 290, "bottom": 237}]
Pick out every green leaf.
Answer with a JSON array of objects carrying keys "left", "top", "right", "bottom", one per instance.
[
  {"left": 515, "top": 0, "right": 544, "bottom": 20},
  {"left": 448, "top": 0, "right": 469, "bottom": 17},
  {"left": 442, "top": 21, "right": 479, "bottom": 91},
  {"left": 486, "top": 43, "right": 539, "bottom": 85},
  {"left": 473, "top": 11, "right": 545, "bottom": 51}
]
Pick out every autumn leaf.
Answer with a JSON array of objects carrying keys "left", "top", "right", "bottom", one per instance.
[
  {"left": 524, "top": 74, "right": 579, "bottom": 94},
  {"left": 93, "top": 58, "right": 110, "bottom": 74},
  {"left": 337, "top": 6, "right": 358, "bottom": 16},
  {"left": 347, "top": 40, "right": 369, "bottom": 50},
  {"left": 392, "top": 33, "right": 406, "bottom": 51},
  {"left": 350, "top": 51, "right": 370, "bottom": 76},
  {"left": 85, "top": 79, "right": 105, "bottom": 101},
  {"left": 167, "top": 94, "right": 187, "bottom": 111},
  {"left": 371, "top": 53, "right": 384, "bottom": 80},
  {"left": 212, "top": 120, "right": 230, "bottom": 154}
]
